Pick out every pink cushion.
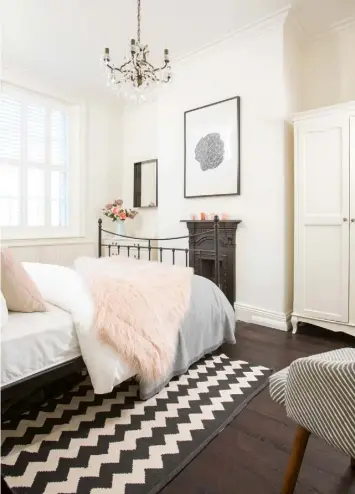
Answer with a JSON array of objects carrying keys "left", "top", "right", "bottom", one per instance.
[{"left": 1, "top": 250, "right": 46, "bottom": 313}]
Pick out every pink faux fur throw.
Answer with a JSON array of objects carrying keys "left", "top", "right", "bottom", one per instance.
[{"left": 75, "top": 256, "right": 193, "bottom": 383}]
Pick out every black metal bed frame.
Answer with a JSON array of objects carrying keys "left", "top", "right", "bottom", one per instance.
[
  {"left": 98, "top": 214, "right": 222, "bottom": 287},
  {"left": 1, "top": 216, "right": 223, "bottom": 418}
]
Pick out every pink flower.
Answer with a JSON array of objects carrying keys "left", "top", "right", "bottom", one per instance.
[{"left": 103, "top": 201, "right": 137, "bottom": 220}]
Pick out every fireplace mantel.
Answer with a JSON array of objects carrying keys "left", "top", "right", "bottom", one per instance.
[
  {"left": 180, "top": 220, "right": 242, "bottom": 236},
  {"left": 181, "top": 219, "right": 241, "bottom": 305},
  {"left": 180, "top": 220, "right": 241, "bottom": 224}
]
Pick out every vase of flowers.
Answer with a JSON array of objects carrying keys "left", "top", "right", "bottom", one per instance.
[{"left": 102, "top": 199, "right": 138, "bottom": 237}]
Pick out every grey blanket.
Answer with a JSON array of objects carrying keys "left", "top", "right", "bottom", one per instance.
[{"left": 140, "top": 275, "right": 236, "bottom": 400}]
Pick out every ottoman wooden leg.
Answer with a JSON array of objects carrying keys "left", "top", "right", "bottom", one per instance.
[
  {"left": 282, "top": 426, "right": 310, "bottom": 494},
  {"left": 351, "top": 458, "right": 355, "bottom": 470}
]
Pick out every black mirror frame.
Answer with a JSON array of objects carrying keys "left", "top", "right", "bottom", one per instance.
[{"left": 133, "top": 159, "right": 158, "bottom": 208}]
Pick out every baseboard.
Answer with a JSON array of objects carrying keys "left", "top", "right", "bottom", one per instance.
[{"left": 234, "top": 302, "right": 292, "bottom": 332}]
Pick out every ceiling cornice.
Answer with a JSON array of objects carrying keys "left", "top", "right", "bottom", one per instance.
[
  {"left": 289, "top": 14, "right": 355, "bottom": 45},
  {"left": 1, "top": 63, "right": 122, "bottom": 105},
  {"left": 310, "top": 15, "right": 355, "bottom": 42},
  {"left": 175, "top": 5, "right": 292, "bottom": 63}
]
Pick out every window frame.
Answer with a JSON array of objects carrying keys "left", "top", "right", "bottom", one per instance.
[{"left": 0, "top": 83, "right": 84, "bottom": 241}]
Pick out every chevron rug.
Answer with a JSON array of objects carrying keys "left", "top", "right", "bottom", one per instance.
[{"left": 1, "top": 354, "right": 271, "bottom": 494}]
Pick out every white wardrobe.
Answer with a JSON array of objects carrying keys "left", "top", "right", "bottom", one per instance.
[{"left": 292, "top": 101, "right": 355, "bottom": 337}]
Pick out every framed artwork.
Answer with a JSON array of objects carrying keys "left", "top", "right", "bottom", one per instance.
[{"left": 184, "top": 96, "right": 241, "bottom": 198}]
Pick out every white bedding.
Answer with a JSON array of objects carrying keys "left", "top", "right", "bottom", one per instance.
[
  {"left": 1, "top": 303, "right": 81, "bottom": 387},
  {"left": 6, "top": 262, "right": 135, "bottom": 393}
]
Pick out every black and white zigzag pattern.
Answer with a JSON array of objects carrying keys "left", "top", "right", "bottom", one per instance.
[{"left": 2, "top": 354, "right": 271, "bottom": 494}]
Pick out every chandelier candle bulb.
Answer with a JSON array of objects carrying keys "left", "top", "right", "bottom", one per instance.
[{"left": 104, "top": 47, "right": 110, "bottom": 62}]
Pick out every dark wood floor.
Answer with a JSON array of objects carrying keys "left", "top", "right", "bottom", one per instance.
[
  {"left": 2, "top": 323, "right": 355, "bottom": 494},
  {"left": 161, "top": 323, "right": 355, "bottom": 494}
]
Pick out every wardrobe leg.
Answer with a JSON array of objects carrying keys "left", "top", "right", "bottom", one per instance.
[{"left": 291, "top": 316, "right": 298, "bottom": 334}]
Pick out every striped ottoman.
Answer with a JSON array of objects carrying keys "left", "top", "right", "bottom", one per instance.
[{"left": 269, "top": 348, "right": 355, "bottom": 494}]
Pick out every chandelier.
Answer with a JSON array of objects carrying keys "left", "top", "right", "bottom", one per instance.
[{"left": 101, "top": 0, "right": 172, "bottom": 101}]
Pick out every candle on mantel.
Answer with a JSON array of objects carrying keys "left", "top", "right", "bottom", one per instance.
[{"left": 200, "top": 212, "right": 206, "bottom": 220}]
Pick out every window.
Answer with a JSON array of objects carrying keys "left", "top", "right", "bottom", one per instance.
[{"left": 0, "top": 84, "right": 82, "bottom": 239}]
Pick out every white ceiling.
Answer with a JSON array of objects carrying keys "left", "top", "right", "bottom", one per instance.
[{"left": 1, "top": 0, "right": 354, "bottom": 98}]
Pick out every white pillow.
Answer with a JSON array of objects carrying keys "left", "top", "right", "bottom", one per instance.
[
  {"left": 21, "top": 262, "right": 94, "bottom": 329},
  {"left": 22, "top": 262, "right": 86, "bottom": 313},
  {"left": 0, "top": 291, "right": 9, "bottom": 328}
]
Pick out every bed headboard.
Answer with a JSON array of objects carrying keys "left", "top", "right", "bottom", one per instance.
[{"left": 98, "top": 216, "right": 222, "bottom": 289}]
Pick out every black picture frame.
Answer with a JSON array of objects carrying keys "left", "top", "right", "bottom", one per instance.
[
  {"left": 184, "top": 96, "right": 241, "bottom": 198},
  {"left": 133, "top": 159, "right": 158, "bottom": 208}
]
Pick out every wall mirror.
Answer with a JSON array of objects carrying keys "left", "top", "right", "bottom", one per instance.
[{"left": 133, "top": 159, "right": 158, "bottom": 208}]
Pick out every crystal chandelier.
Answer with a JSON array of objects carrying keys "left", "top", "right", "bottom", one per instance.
[{"left": 101, "top": 0, "right": 172, "bottom": 101}]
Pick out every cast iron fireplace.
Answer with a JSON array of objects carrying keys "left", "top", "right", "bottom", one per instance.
[{"left": 181, "top": 219, "right": 241, "bottom": 306}]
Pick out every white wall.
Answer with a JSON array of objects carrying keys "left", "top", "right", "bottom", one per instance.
[
  {"left": 120, "top": 11, "right": 294, "bottom": 328},
  {"left": 86, "top": 102, "right": 123, "bottom": 240},
  {"left": 1, "top": 67, "right": 122, "bottom": 265},
  {"left": 300, "top": 21, "right": 355, "bottom": 111},
  {"left": 120, "top": 101, "right": 159, "bottom": 238}
]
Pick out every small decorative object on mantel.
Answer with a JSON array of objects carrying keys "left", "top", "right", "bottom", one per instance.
[
  {"left": 189, "top": 213, "right": 229, "bottom": 221},
  {"left": 102, "top": 199, "right": 138, "bottom": 236},
  {"left": 184, "top": 96, "right": 241, "bottom": 198}
]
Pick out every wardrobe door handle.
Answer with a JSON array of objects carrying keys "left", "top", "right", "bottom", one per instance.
[
  {"left": 343, "top": 217, "right": 348, "bottom": 222},
  {"left": 351, "top": 218, "right": 355, "bottom": 223}
]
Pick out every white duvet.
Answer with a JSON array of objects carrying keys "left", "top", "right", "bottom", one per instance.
[{"left": 23, "top": 262, "right": 135, "bottom": 394}]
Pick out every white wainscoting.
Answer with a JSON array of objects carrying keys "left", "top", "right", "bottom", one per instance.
[
  {"left": 3, "top": 240, "right": 96, "bottom": 266},
  {"left": 234, "top": 302, "right": 292, "bottom": 332}
]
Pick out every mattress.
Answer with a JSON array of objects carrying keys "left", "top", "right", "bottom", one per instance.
[{"left": 1, "top": 303, "right": 81, "bottom": 388}]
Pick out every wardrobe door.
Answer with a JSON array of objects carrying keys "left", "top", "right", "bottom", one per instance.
[
  {"left": 349, "top": 116, "right": 355, "bottom": 325},
  {"left": 294, "top": 114, "right": 350, "bottom": 322}
]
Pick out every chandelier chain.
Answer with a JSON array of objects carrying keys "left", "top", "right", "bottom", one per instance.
[{"left": 137, "top": 0, "right": 141, "bottom": 44}]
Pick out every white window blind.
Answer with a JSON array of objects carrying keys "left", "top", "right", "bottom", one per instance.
[{"left": 0, "top": 85, "right": 79, "bottom": 238}]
